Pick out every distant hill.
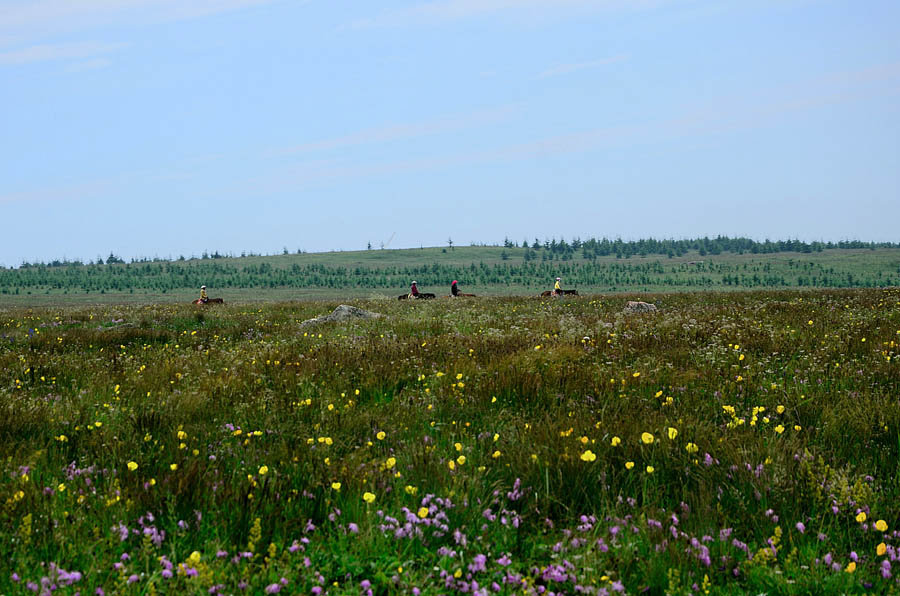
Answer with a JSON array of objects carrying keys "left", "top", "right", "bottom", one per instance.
[{"left": 2, "top": 237, "right": 899, "bottom": 304}]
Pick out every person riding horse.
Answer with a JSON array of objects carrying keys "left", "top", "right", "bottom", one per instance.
[
  {"left": 553, "top": 277, "right": 562, "bottom": 296},
  {"left": 409, "top": 281, "right": 420, "bottom": 299},
  {"left": 451, "top": 280, "right": 459, "bottom": 297},
  {"left": 199, "top": 285, "right": 209, "bottom": 304}
]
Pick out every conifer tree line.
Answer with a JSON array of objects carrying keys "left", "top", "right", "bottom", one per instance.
[
  {"left": 2, "top": 236, "right": 897, "bottom": 294},
  {"left": 505, "top": 236, "right": 897, "bottom": 259}
]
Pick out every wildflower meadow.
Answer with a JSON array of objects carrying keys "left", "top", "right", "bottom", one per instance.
[{"left": 1, "top": 289, "right": 899, "bottom": 594}]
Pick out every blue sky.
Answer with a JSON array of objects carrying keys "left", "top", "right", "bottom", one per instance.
[{"left": 1, "top": 0, "right": 898, "bottom": 266}]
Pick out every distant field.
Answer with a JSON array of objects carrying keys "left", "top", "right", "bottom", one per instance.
[{"left": 1, "top": 246, "right": 899, "bottom": 306}]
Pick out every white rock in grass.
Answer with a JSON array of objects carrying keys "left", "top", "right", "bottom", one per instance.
[
  {"left": 300, "top": 305, "right": 384, "bottom": 328},
  {"left": 623, "top": 301, "right": 658, "bottom": 313}
]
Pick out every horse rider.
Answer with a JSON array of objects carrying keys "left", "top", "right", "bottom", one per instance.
[
  {"left": 451, "top": 280, "right": 460, "bottom": 297},
  {"left": 409, "top": 281, "right": 420, "bottom": 299},
  {"left": 200, "top": 285, "right": 209, "bottom": 304},
  {"left": 553, "top": 277, "right": 562, "bottom": 296}
]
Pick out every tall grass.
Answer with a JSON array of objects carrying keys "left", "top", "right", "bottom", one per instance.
[{"left": 0, "top": 289, "right": 898, "bottom": 593}]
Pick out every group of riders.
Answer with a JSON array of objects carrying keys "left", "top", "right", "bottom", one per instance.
[
  {"left": 197, "top": 277, "right": 570, "bottom": 303},
  {"left": 405, "top": 277, "right": 567, "bottom": 299}
]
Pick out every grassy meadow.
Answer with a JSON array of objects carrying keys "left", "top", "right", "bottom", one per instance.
[{"left": 2, "top": 289, "right": 900, "bottom": 594}]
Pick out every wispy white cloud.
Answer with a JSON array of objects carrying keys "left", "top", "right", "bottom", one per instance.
[
  {"left": 242, "top": 61, "right": 900, "bottom": 193},
  {"left": 0, "top": 0, "right": 287, "bottom": 47},
  {"left": 8, "top": 61, "right": 898, "bottom": 208},
  {"left": 278, "top": 104, "right": 521, "bottom": 154},
  {"left": 661, "top": 61, "right": 900, "bottom": 139},
  {"left": 66, "top": 57, "right": 114, "bottom": 73},
  {"left": 537, "top": 55, "right": 626, "bottom": 79},
  {"left": 347, "top": 0, "right": 646, "bottom": 29},
  {"left": 0, "top": 41, "right": 126, "bottom": 66},
  {"left": 0, "top": 178, "right": 116, "bottom": 205}
]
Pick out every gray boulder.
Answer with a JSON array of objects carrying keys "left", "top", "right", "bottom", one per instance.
[
  {"left": 300, "top": 305, "right": 384, "bottom": 328},
  {"left": 623, "top": 301, "right": 658, "bottom": 313}
]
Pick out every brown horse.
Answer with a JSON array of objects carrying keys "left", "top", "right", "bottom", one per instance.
[
  {"left": 398, "top": 293, "right": 436, "bottom": 300},
  {"left": 540, "top": 290, "right": 579, "bottom": 297},
  {"left": 450, "top": 293, "right": 476, "bottom": 297},
  {"left": 192, "top": 298, "right": 225, "bottom": 305}
]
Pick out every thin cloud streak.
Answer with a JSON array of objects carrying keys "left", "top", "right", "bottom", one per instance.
[
  {"left": 246, "top": 61, "right": 900, "bottom": 193},
  {"left": 0, "top": 179, "right": 116, "bottom": 205},
  {"left": 278, "top": 104, "right": 521, "bottom": 155},
  {"left": 537, "top": 55, "right": 627, "bottom": 79},
  {"left": 348, "top": 0, "right": 646, "bottom": 29},
  {"left": 66, "top": 58, "right": 114, "bottom": 73},
  {"left": 7, "top": 61, "right": 898, "bottom": 207},
  {"left": 0, "top": 41, "right": 127, "bottom": 66},
  {"left": 0, "top": 0, "right": 287, "bottom": 47}
]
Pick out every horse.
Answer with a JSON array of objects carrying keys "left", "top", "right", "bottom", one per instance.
[
  {"left": 540, "top": 289, "right": 579, "bottom": 297},
  {"left": 450, "top": 292, "right": 476, "bottom": 297},
  {"left": 192, "top": 298, "right": 225, "bottom": 305},
  {"left": 398, "top": 293, "right": 436, "bottom": 300}
]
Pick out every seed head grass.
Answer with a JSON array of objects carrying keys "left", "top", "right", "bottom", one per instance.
[{"left": 0, "top": 289, "right": 898, "bottom": 593}]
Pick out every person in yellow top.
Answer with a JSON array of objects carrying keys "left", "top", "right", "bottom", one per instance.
[
  {"left": 200, "top": 285, "right": 209, "bottom": 304},
  {"left": 553, "top": 277, "right": 562, "bottom": 296}
]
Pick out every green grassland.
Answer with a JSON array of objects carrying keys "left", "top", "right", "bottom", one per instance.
[
  {"left": 1, "top": 289, "right": 899, "bottom": 593},
  {"left": 2, "top": 245, "right": 900, "bottom": 306}
]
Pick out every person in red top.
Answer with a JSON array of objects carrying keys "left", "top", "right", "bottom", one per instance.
[
  {"left": 451, "top": 280, "right": 460, "bottom": 297},
  {"left": 409, "top": 281, "right": 419, "bottom": 299}
]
